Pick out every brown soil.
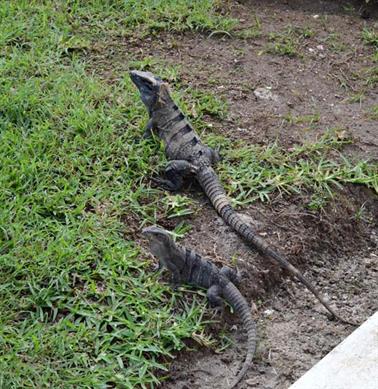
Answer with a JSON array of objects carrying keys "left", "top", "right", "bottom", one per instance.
[{"left": 90, "top": 1, "right": 378, "bottom": 388}]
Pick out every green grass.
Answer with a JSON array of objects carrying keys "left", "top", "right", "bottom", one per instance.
[
  {"left": 364, "top": 65, "right": 378, "bottom": 87},
  {"left": 367, "top": 105, "right": 378, "bottom": 120},
  {"left": 283, "top": 112, "right": 320, "bottom": 126},
  {"left": 324, "top": 32, "right": 347, "bottom": 52},
  {"left": 234, "top": 15, "right": 262, "bottom": 39},
  {"left": 266, "top": 25, "right": 314, "bottom": 57},
  {"left": 361, "top": 26, "right": 378, "bottom": 88},
  {"left": 0, "top": 1, "right": 233, "bottom": 387},
  {"left": 362, "top": 27, "right": 378, "bottom": 49},
  {"left": 55, "top": 0, "right": 238, "bottom": 38},
  {"left": 206, "top": 132, "right": 377, "bottom": 209}
]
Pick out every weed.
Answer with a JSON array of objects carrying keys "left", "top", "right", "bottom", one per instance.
[
  {"left": 267, "top": 32, "right": 298, "bottom": 57},
  {"left": 283, "top": 112, "right": 320, "bottom": 126},
  {"left": 348, "top": 92, "right": 365, "bottom": 104},
  {"left": 367, "top": 105, "right": 378, "bottom": 120},
  {"left": 187, "top": 89, "right": 228, "bottom": 121},
  {"left": 361, "top": 64, "right": 378, "bottom": 88},
  {"left": 266, "top": 25, "right": 314, "bottom": 57},
  {"left": 324, "top": 33, "right": 347, "bottom": 52},
  {"left": 362, "top": 27, "right": 378, "bottom": 48},
  {"left": 343, "top": 4, "right": 355, "bottom": 12},
  {"left": 235, "top": 15, "right": 262, "bottom": 39},
  {"left": 162, "top": 194, "right": 195, "bottom": 219},
  {"left": 354, "top": 201, "right": 370, "bottom": 223}
]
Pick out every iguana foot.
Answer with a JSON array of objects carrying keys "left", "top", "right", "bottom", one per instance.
[
  {"left": 151, "top": 177, "right": 180, "bottom": 191},
  {"left": 143, "top": 118, "right": 154, "bottom": 139},
  {"left": 170, "top": 271, "right": 182, "bottom": 290},
  {"left": 221, "top": 266, "right": 241, "bottom": 286},
  {"left": 207, "top": 284, "right": 224, "bottom": 311},
  {"left": 151, "top": 262, "right": 162, "bottom": 272},
  {"left": 152, "top": 160, "right": 197, "bottom": 191}
]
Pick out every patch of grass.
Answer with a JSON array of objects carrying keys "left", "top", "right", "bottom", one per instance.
[
  {"left": 324, "top": 32, "right": 347, "bottom": 52},
  {"left": 364, "top": 65, "right": 378, "bottom": 87},
  {"left": 0, "top": 61, "right": 217, "bottom": 386},
  {"left": 206, "top": 132, "right": 377, "bottom": 209},
  {"left": 185, "top": 89, "right": 228, "bottom": 121},
  {"left": 348, "top": 92, "right": 366, "bottom": 104},
  {"left": 361, "top": 27, "right": 378, "bottom": 88},
  {"left": 71, "top": 0, "right": 238, "bottom": 37},
  {"left": 362, "top": 27, "right": 378, "bottom": 48},
  {"left": 235, "top": 15, "right": 262, "bottom": 39},
  {"left": 283, "top": 112, "right": 320, "bottom": 126},
  {"left": 267, "top": 33, "right": 298, "bottom": 57},
  {"left": 0, "top": 1, "right": 239, "bottom": 387},
  {"left": 162, "top": 194, "right": 196, "bottom": 218},
  {"left": 367, "top": 105, "right": 378, "bottom": 120},
  {"left": 343, "top": 3, "right": 356, "bottom": 12},
  {"left": 266, "top": 25, "right": 314, "bottom": 57}
]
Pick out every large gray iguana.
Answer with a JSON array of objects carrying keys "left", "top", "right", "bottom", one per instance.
[
  {"left": 130, "top": 69, "right": 352, "bottom": 325},
  {"left": 143, "top": 226, "right": 256, "bottom": 388}
]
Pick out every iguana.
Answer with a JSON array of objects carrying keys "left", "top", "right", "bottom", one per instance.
[
  {"left": 142, "top": 226, "right": 256, "bottom": 388},
  {"left": 130, "top": 69, "right": 352, "bottom": 325}
]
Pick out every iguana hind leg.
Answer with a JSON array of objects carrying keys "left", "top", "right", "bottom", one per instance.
[
  {"left": 220, "top": 266, "right": 241, "bottom": 286},
  {"left": 208, "top": 146, "right": 221, "bottom": 164},
  {"left": 169, "top": 265, "right": 182, "bottom": 290},
  {"left": 207, "top": 284, "right": 224, "bottom": 310},
  {"left": 153, "top": 160, "right": 196, "bottom": 191}
]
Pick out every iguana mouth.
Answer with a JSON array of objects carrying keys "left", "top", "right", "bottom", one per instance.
[
  {"left": 142, "top": 226, "right": 173, "bottom": 244},
  {"left": 141, "top": 226, "right": 160, "bottom": 235}
]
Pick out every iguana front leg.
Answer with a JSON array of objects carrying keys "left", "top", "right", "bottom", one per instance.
[
  {"left": 154, "top": 160, "right": 197, "bottom": 191},
  {"left": 143, "top": 118, "right": 154, "bottom": 138}
]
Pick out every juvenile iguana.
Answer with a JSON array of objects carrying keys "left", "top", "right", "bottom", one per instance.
[
  {"left": 130, "top": 69, "right": 352, "bottom": 325},
  {"left": 143, "top": 226, "right": 256, "bottom": 388}
]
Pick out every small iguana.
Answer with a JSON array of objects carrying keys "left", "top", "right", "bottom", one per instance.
[
  {"left": 130, "top": 69, "right": 352, "bottom": 325},
  {"left": 143, "top": 226, "right": 256, "bottom": 388}
]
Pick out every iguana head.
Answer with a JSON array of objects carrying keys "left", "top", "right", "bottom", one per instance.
[
  {"left": 142, "top": 226, "right": 176, "bottom": 259},
  {"left": 130, "top": 70, "right": 169, "bottom": 112}
]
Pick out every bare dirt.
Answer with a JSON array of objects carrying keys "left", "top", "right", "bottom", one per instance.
[{"left": 89, "top": 1, "right": 378, "bottom": 388}]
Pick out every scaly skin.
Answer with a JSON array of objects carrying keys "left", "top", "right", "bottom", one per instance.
[
  {"left": 142, "top": 226, "right": 256, "bottom": 388},
  {"left": 130, "top": 70, "right": 354, "bottom": 326}
]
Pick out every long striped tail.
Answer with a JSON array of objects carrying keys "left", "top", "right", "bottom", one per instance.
[
  {"left": 197, "top": 165, "right": 355, "bottom": 325},
  {"left": 222, "top": 281, "right": 256, "bottom": 388}
]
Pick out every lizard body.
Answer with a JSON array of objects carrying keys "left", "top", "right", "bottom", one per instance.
[
  {"left": 130, "top": 70, "right": 352, "bottom": 325},
  {"left": 143, "top": 226, "right": 256, "bottom": 388}
]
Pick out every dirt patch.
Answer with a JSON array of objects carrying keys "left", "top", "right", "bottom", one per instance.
[
  {"left": 160, "top": 189, "right": 377, "bottom": 388},
  {"left": 88, "top": 1, "right": 378, "bottom": 387},
  {"left": 162, "top": 250, "right": 377, "bottom": 389}
]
